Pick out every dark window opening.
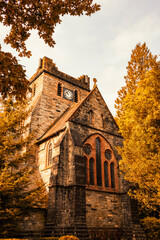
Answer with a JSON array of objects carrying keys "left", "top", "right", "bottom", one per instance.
[
  {"left": 57, "top": 83, "right": 62, "bottom": 96},
  {"left": 110, "top": 162, "right": 115, "bottom": 188},
  {"left": 104, "top": 161, "right": 109, "bottom": 187},
  {"left": 75, "top": 90, "right": 78, "bottom": 102},
  {"left": 33, "top": 84, "right": 36, "bottom": 96},
  {"left": 96, "top": 137, "right": 102, "bottom": 186},
  {"left": 83, "top": 156, "right": 88, "bottom": 184},
  {"left": 89, "top": 158, "right": 94, "bottom": 185}
]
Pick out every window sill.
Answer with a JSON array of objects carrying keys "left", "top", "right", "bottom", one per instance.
[{"left": 86, "top": 185, "right": 119, "bottom": 193}]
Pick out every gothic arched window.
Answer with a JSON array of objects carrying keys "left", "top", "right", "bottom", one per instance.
[
  {"left": 74, "top": 90, "right": 78, "bottom": 102},
  {"left": 110, "top": 162, "right": 115, "bottom": 188},
  {"left": 57, "top": 83, "right": 62, "bottom": 96},
  {"left": 47, "top": 143, "right": 52, "bottom": 166},
  {"left": 104, "top": 161, "right": 109, "bottom": 187},
  {"left": 95, "top": 137, "right": 102, "bottom": 186},
  {"left": 83, "top": 134, "right": 118, "bottom": 191},
  {"left": 89, "top": 158, "right": 94, "bottom": 185}
]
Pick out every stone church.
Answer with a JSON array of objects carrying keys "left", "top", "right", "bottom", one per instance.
[{"left": 25, "top": 57, "right": 146, "bottom": 239}]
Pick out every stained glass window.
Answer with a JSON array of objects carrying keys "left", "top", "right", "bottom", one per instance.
[
  {"left": 110, "top": 162, "right": 115, "bottom": 188},
  {"left": 104, "top": 161, "right": 109, "bottom": 187},
  {"left": 89, "top": 158, "right": 94, "bottom": 185},
  {"left": 96, "top": 137, "right": 102, "bottom": 186}
]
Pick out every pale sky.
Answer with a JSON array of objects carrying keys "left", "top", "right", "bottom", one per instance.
[{"left": 1, "top": 0, "right": 160, "bottom": 116}]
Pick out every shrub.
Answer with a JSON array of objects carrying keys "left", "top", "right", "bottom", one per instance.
[
  {"left": 59, "top": 236, "right": 79, "bottom": 240},
  {"left": 141, "top": 217, "right": 160, "bottom": 240}
]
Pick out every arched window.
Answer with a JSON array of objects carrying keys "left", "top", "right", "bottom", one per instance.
[
  {"left": 89, "top": 158, "right": 94, "bottom": 185},
  {"left": 110, "top": 162, "right": 115, "bottom": 188},
  {"left": 47, "top": 143, "right": 52, "bottom": 166},
  {"left": 83, "top": 134, "right": 118, "bottom": 191},
  {"left": 95, "top": 137, "right": 102, "bottom": 186},
  {"left": 74, "top": 90, "right": 78, "bottom": 102},
  {"left": 57, "top": 83, "right": 62, "bottom": 96},
  {"left": 104, "top": 161, "right": 109, "bottom": 187},
  {"left": 83, "top": 156, "right": 88, "bottom": 184}
]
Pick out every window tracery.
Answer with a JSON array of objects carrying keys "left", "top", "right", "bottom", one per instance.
[{"left": 83, "top": 134, "right": 118, "bottom": 191}]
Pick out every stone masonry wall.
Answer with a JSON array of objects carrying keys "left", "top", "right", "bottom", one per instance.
[
  {"left": 29, "top": 72, "right": 90, "bottom": 139},
  {"left": 17, "top": 208, "right": 47, "bottom": 237},
  {"left": 86, "top": 190, "right": 123, "bottom": 228}
]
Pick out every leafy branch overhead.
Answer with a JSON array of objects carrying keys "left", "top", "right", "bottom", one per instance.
[
  {"left": 0, "top": 47, "right": 28, "bottom": 100},
  {"left": 0, "top": 0, "right": 100, "bottom": 57},
  {"left": 0, "top": 0, "right": 100, "bottom": 100}
]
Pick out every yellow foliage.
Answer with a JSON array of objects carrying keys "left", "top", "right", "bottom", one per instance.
[
  {"left": 115, "top": 43, "right": 160, "bottom": 237},
  {"left": 141, "top": 217, "right": 160, "bottom": 239}
]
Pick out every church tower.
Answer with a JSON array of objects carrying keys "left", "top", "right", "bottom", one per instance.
[
  {"left": 26, "top": 57, "right": 146, "bottom": 240},
  {"left": 29, "top": 57, "right": 90, "bottom": 139}
]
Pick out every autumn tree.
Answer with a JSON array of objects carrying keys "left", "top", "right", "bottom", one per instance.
[
  {"left": 0, "top": 0, "right": 100, "bottom": 100},
  {"left": 115, "top": 42, "right": 157, "bottom": 118},
  {"left": 0, "top": 98, "right": 47, "bottom": 237},
  {"left": 115, "top": 43, "right": 160, "bottom": 239}
]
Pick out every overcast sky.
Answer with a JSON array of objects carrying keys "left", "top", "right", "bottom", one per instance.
[{"left": 1, "top": 0, "right": 160, "bottom": 116}]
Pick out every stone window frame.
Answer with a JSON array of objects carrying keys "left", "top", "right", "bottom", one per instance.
[
  {"left": 33, "top": 84, "right": 36, "bottom": 96},
  {"left": 89, "top": 110, "right": 93, "bottom": 124},
  {"left": 101, "top": 114, "right": 104, "bottom": 128},
  {"left": 57, "top": 82, "right": 62, "bottom": 96},
  {"left": 84, "top": 134, "right": 118, "bottom": 191},
  {"left": 46, "top": 141, "right": 53, "bottom": 166}
]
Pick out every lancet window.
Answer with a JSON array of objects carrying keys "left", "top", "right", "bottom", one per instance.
[
  {"left": 57, "top": 83, "right": 62, "bottom": 96},
  {"left": 74, "top": 90, "right": 78, "bottom": 102},
  {"left": 47, "top": 143, "right": 53, "bottom": 166}
]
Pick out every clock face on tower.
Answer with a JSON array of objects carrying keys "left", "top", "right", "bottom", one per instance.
[{"left": 63, "top": 87, "right": 74, "bottom": 101}]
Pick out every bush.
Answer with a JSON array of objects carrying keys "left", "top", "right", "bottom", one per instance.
[
  {"left": 59, "top": 236, "right": 79, "bottom": 240},
  {"left": 141, "top": 217, "right": 160, "bottom": 240}
]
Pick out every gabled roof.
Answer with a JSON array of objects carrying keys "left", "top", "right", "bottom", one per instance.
[{"left": 37, "top": 86, "right": 96, "bottom": 143}]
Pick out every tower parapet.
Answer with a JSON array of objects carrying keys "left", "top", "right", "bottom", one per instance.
[{"left": 29, "top": 57, "right": 90, "bottom": 91}]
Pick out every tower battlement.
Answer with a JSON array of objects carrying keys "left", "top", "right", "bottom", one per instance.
[{"left": 29, "top": 56, "right": 90, "bottom": 91}]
